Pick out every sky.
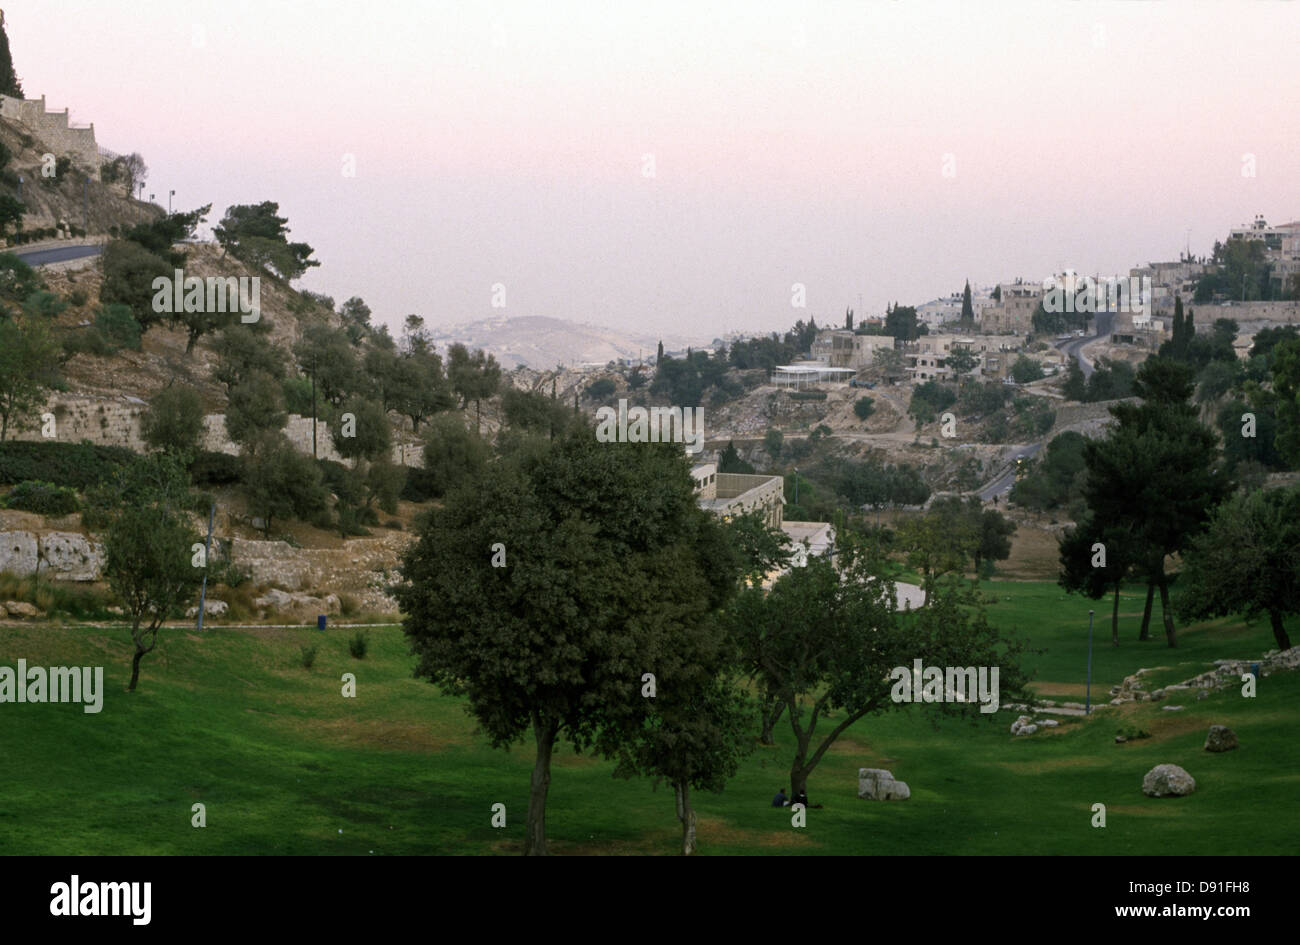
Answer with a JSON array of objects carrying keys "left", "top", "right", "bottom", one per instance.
[{"left": 7, "top": 0, "right": 1299, "bottom": 342}]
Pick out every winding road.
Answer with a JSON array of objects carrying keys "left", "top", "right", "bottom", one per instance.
[{"left": 974, "top": 310, "right": 1113, "bottom": 500}]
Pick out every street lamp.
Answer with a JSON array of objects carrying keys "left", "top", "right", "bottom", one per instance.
[
  {"left": 1085, "top": 609, "right": 1095, "bottom": 715},
  {"left": 169, "top": 189, "right": 175, "bottom": 214}
]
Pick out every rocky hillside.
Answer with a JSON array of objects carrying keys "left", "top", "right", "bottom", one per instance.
[{"left": 0, "top": 114, "right": 159, "bottom": 236}]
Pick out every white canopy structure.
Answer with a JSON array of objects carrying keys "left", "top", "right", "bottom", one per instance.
[{"left": 770, "top": 363, "right": 855, "bottom": 389}]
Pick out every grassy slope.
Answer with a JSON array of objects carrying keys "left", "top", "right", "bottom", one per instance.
[{"left": 0, "top": 580, "right": 1296, "bottom": 856}]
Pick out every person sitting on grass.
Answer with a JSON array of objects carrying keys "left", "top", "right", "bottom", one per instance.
[
  {"left": 771, "top": 788, "right": 789, "bottom": 807},
  {"left": 792, "top": 788, "right": 823, "bottom": 809}
]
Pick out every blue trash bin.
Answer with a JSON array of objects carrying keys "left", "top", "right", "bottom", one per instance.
[{"left": 318, "top": 615, "right": 327, "bottom": 631}]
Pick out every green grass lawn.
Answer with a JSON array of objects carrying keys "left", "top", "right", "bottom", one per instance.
[{"left": 1, "top": 581, "right": 1296, "bottom": 855}]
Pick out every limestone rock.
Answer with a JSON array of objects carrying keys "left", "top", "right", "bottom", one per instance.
[
  {"left": 0, "top": 531, "right": 39, "bottom": 577},
  {"left": 185, "top": 600, "right": 229, "bottom": 619},
  {"left": 39, "top": 532, "right": 105, "bottom": 582},
  {"left": 1142, "top": 764, "right": 1196, "bottom": 797},
  {"left": 1011, "top": 715, "right": 1039, "bottom": 736},
  {"left": 1161, "top": 705, "right": 1184, "bottom": 711},
  {"left": 858, "top": 768, "right": 910, "bottom": 801},
  {"left": 1204, "top": 725, "right": 1238, "bottom": 752},
  {"left": 3, "top": 600, "right": 42, "bottom": 618}
]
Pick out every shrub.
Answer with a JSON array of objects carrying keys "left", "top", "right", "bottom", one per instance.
[
  {"left": 189, "top": 450, "right": 244, "bottom": 487},
  {"left": 853, "top": 396, "right": 875, "bottom": 420},
  {"left": 383, "top": 519, "right": 402, "bottom": 530},
  {"left": 299, "top": 644, "right": 318, "bottom": 669},
  {"left": 0, "top": 441, "right": 137, "bottom": 489},
  {"left": 1, "top": 480, "right": 80, "bottom": 515},
  {"left": 94, "top": 304, "right": 142, "bottom": 351},
  {"left": 348, "top": 630, "right": 369, "bottom": 659},
  {"left": 68, "top": 288, "right": 88, "bottom": 307},
  {"left": 338, "top": 593, "right": 361, "bottom": 617},
  {"left": 0, "top": 573, "right": 116, "bottom": 619},
  {"left": 141, "top": 385, "right": 206, "bottom": 455}
]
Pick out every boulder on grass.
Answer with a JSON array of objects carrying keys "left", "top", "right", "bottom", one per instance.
[
  {"left": 3, "top": 600, "right": 42, "bottom": 618},
  {"left": 858, "top": 768, "right": 910, "bottom": 801},
  {"left": 1203, "top": 725, "right": 1238, "bottom": 752},
  {"left": 1142, "top": 764, "right": 1196, "bottom": 797}
]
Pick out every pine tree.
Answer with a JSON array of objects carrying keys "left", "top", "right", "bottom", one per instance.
[
  {"left": 845, "top": 307, "right": 854, "bottom": 331},
  {"left": 657, "top": 340, "right": 664, "bottom": 362},
  {"left": 0, "top": 12, "right": 23, "bottom": 98},
  {"left": 1171, "top": 296, "right": 1185, "bottom": 356},
  {"left": 961, "top": 280, "right": 974, "bottom": 327}
]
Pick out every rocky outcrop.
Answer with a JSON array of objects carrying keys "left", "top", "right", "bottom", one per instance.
[
  {"left": 858, "top": 768, "right": 910, "bottom": 801},
  {"left": 2, "top": 600, "right": 43, "bottom": 618},
  {"left": 253, "top": 589, "right": 341, "bottom": 619},
  {"left": 185, "top": 600, "right": 229, "bottom": 619},
  {"left": 1110, "top": 648, "right": 1300, "bottom": 706},
  {"left": 0, "top": 531, "right": 104, "bottom": 581},
  {"left": 1204, "top": 725, "right": 1238, "bottom": 752},
  {"left": 1142, "top": 764, "right": 1196, "bottom": 798}
]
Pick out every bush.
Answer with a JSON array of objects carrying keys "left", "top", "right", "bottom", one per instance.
[
  {"left": 0, "top": 573, "right": 116, "bottom": 620},
  {"left": 338, "top": 593, "right": 361, "bottom": 617},
  {"left": 1, "top": 480, "right": 80, "bottom": 515},
  {"left": 853, "top": 396, "right": 875, "bottom": 420},
  {"left": 68, "top": 288, "right": 88, "bottom": 307},
  {"left": 348, "top": 630, "right": 369, "bottom": 659},
  {"left": 141, "top": 385, "right": 206, "bottom": 455},
  {"left": 0, "top": 441, "right": 137, "bottom": 489},
  {"left": 189, "top": 450, "right": 244, "bottom": 487},
  {"left": 94, "top": 304, "right": 142, "bottom": 351},
  {"left": 299, "top": 644, "right": 318, "bottom": 669}
]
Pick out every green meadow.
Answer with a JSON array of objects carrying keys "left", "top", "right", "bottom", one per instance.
[{"left": 1, "top": 580, "right": 1296, "bottom": 855}]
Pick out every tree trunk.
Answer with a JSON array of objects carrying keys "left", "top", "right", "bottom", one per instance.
[
  {"left": 759, "top": 692, "right": 785, "bottom": 745},
  {"left": 1268, "top": 609, "right": 1292, "bottom": 651},
  {"left": 524, "top": 714, "right": 558, "bottom": 856},
  {"left": 1111, "top": 582, "right": 1121, "bottom": 646},
  {"left": 674, "top": 782, "right": 697, "bottom": 856},
  {"left": 128, "top": 647, "right": 144, "bottom": 692},
  {"left": 1157, "top": 579, "right": 1177, "bottom": 648},
  {"left": 1139, "top": 582, "right": 1155, "bottom": 641}
]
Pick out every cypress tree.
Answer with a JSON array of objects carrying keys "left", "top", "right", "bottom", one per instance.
[
  {"left": 0, "top": 12, "right": 23, "bottom": 98},
  {"left": 1171, "top": 296, "right": 1185, "bottom": 356}
]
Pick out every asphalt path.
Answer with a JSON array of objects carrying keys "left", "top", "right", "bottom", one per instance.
[
  {"left": 13, "top": 243, "right": 104, "bottom": 267},
  {"left": 976, "top": 310, "right": 1116, "bottom": 500}
]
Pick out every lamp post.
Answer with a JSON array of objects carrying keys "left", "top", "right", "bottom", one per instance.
[
  {"left": 1085, "top": 609, "right": 1095, "bottom": 715},
  {"left": 169, "top": 189, "right": 175, "bottom": 214}
]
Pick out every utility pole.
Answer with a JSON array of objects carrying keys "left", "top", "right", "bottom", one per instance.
[
  {"left": 82, "top": 175, "right": 88, "bottom": 233},
  {"left": 1085, "top": 609, "right": 1095, "bottom": 715},
  {"left": 311, "top": 352, "right": 318, "bottom": 459},
  {"left": 169, "top": 189, "right": 175, "bottom": 214}
]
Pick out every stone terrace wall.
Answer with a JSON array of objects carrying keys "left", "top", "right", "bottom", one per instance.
[{"left": 8, "top": 396, "right": 421, "bottom": 466}]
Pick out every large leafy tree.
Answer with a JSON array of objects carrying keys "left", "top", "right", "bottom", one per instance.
[
  {"left": 731, "top": 552, "right": 1026, "bottom": 798},
  {"left": 98, "top": 240, "right": 172, "bottom": 334},
  {"left": 1177, "top": 485, "right": 1300, "bottom": 650},
  {"left": 447, "top": 343, "right": 502, "bottom": 429},
  {"left": 395, "top": 431, "right": 739, "bottom": 855},
  {"left": 213, "top": 201, "right": 318, "bottom": 281},
  {"left": 241, "top": 432, "right": 330, "bottom": 537},
  {"left": 1079, "top": 358, "right": 1232, "bottom": 647},
  {"left": 1059, "top": 516, "right": 1140, "bottom": 646},
  {"left": 294, "top": 322, "right": 360, "bottom": 409}
]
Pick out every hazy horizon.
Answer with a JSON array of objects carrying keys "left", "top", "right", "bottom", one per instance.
[{"left": 9, "top": 0, "right": 1298, "bottom": 341}]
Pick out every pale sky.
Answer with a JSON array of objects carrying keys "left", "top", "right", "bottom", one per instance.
[{"left": 8, "top": 0, "right": 1299, "bottom": 341}]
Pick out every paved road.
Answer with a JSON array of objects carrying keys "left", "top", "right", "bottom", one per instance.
[
  {"left": 973, "top": 311, "right": 1117, "bottom": 500},
  {"left": 13, "top": 243, "right": 104, "bottom": 267},
  {"left": 977, "top": 440, "right": 1045, "bottom": 501},
  {"left": 1054, "top": 311, "right": 1113, "bottom": 378}
]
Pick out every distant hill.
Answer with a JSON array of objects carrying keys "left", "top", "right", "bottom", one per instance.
[{"left": 426, "top": 315, "right": 709, "bottom": 369}]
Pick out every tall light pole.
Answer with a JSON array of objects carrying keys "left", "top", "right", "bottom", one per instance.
[
  {"left": 83, "top": 175, "right": 88, "bottom": 233},
  {"left": 1085, "top": 609, "right": 1095, "bottom": 715},
  {"left": 169, "top": 189, "right": 175, "bottom": 214}
]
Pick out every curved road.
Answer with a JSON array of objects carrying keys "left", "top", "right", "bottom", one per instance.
[
  {"left": 13, "top": 243, "right": 104, "bottom": 267},
  {"left": 975, "top": 310, "right": 1114, "bottom": 500}
]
